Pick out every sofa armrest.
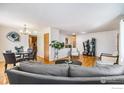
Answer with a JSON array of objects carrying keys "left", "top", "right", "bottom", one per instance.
[{"left": 100, "top": 53, "right": 112, "bottom": 60}]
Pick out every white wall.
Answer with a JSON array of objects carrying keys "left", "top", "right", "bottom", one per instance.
[
  {"left": 0, "top": 25, "right": 52, "bottom": 60},
  {"left": 36, "top": 27, "right": 69, "bottom": 61},
  {"left": 0, "top": 25, "right": 70, "bottom": 61},
  {"left": 0, "top": 25, "right": 29, "bottom": 60},
  {"left": 77, "top": 31, "right": 118, "bottom": 56},
  {"left": 59, "top": 31, "right": 69, "bottom": 42},
  {"left": 37, "top": 27, "right": 51, "bottom": 58},
  {"left": 0, "top": 25, "right": 52, "bottom": 61},
  {"left": 49, "top": 29, "right": 70, "bottom": 61},
  {"left": 49, "top": 28, "right": 60, "bottom": 60},
  {"left": 0, "top": 24, "right": 118, "bottom": 62},
  {"left": 59, "top": 31, "right": 70, "bottom": 58},
  {"left": 119, "top": 20, "right": 124, "bottom": 65}
]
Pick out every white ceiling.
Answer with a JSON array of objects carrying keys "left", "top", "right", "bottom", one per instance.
[{"left": 0, "top": 3, "right": 124, "bottom": 33}]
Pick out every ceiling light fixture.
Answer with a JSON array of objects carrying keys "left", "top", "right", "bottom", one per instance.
[{"left": 20, "top": 24, "right": 31, "bottom": 35}]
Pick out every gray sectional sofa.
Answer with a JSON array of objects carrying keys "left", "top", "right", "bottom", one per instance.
[{"left": 6, "top": 61, "right": 124, "bottom": 84}]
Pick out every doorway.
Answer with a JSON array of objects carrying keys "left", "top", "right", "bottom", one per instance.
[
  {"left": 69, "top": 35, "right": 76, "bottom": 48},
  {"left": 44, "top": 33, "right": 49, "bottom": 60},
  {"left": 29, "top": 35, "right": 37, "bottom": 51}
]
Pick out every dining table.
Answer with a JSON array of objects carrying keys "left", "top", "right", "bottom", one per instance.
[{"left": 15, "top": 51, "right": 32, "bottom": 60}]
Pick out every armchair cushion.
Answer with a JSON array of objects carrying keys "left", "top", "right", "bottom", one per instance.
[
  {"left": 101, "top": 56, "right": 117, "bottom": 63},
  {"left": 100, "top": 52, "right": 119, "bottom": 64}
]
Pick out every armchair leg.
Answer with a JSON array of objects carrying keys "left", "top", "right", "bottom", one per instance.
[
  {"left": 5, "top": 64, "right": 7, "bottom": 73},
  {"left": 13, "top": 63, "right": 16, "bottom": 66}
]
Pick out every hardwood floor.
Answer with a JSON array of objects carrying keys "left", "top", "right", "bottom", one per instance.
[
  {"left": 37, "top": 55, "right": 97, "bottom": 67},
  {"left": 80, "top": 56, "right": 97, "bottom": 67},
  {"left": 0, "top": 55, "right": 97, "bottom": 84}
]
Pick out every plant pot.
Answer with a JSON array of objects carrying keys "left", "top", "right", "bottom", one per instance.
[{"left": 54, "top": 49, "right": 59, "bottom": 60}]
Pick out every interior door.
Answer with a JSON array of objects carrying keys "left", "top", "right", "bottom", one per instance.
[
  {"left": 44, "top": 33, "right": 49, "bottom": 60},
  {"left": 29, "top": 35, "right": 37, "bottom": 51}
]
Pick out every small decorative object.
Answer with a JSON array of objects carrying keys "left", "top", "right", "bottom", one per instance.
[
  {"left": 66, "top": 56, "right": 72, "bottom": 64},
  {"left": 50, "top": 40, "right": 64, "bottom": 60},
  {"left": 7, "top": 32, "right": 20, "bottom": 42}
]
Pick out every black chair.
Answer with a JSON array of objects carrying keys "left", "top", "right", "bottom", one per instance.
[
  {"left": 24, "top": 49, "right": 37, "bottom": 61},
  {"left": 22, "top": 48, "right": 33, "bottom": 59},
  {"left": 27, "top": 48, "right": 33, "bottom": 53},
  {"left": 3, "top": 53, "right": 23, "bottom": 71}
]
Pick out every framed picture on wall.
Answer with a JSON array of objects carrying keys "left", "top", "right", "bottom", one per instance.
[{"left": 7, "top": 32, "right": 20, "bottom": 42}]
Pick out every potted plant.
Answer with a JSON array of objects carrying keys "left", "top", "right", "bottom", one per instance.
[{"left": 50, "top": 40, "right": 64, "bottom": 60}]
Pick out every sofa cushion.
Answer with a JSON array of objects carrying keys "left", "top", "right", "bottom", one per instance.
[
  {"left": 69, "top": 64, "right": 124, "bottom": 77},
  {"left": 19, "top": 61, "right": 69, "bottom": 77}
]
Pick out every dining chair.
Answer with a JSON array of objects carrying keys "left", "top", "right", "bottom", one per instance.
[
  {"left": 24, "top": 49, "right": 37, "bottom": 61},
  {"left": 27, "top": 48, "right": 33, "bottom": 53},
  {"left": 3, "top": 53, "right": 23, "bottom": 72}
]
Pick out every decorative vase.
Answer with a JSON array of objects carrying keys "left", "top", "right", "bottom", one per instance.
[{"left": 54, "top": 49, "right": 59, "bottom": 60}]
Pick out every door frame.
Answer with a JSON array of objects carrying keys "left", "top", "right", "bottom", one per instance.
[{"left": 44, "top": 33, "right": 49, "bottom": 60}]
